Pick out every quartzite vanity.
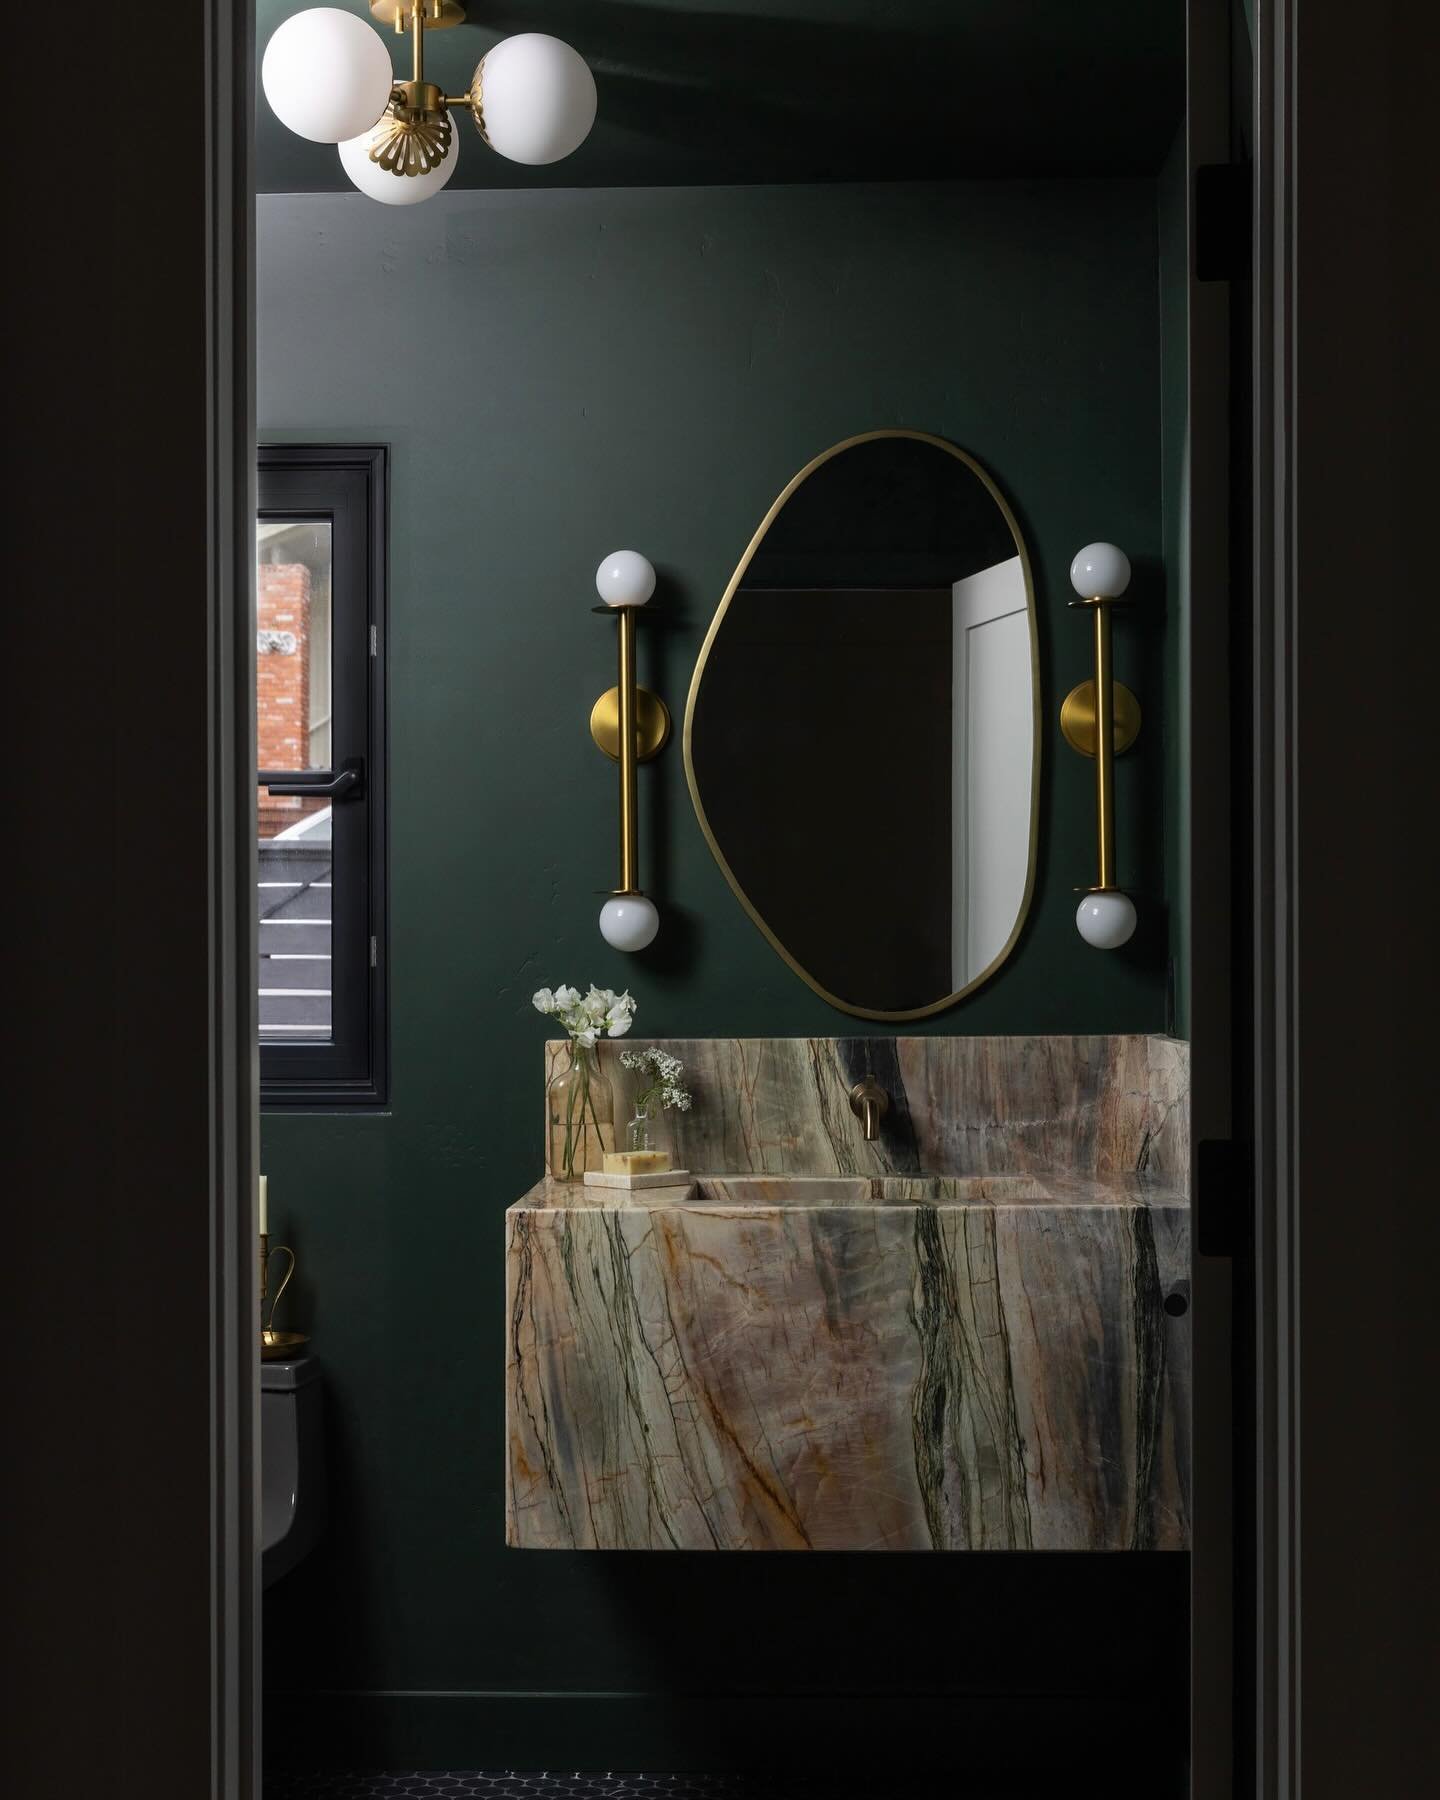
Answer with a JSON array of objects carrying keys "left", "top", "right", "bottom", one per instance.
[{"left": 506, "top": 1036, "right": 1190, "bottom": 1552}]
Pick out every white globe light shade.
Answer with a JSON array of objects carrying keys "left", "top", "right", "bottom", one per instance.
[
  {"left": 1070, "top": 541, "right": 1132, "bottom": 600},
  {"left": 262, "top": 9, "right": 395, "bottom": 145},
  {"left": 599, "top": 895, "right": 659, "bottom": 952},
  {"left": 595, "top": 550, "right": 656, "bottom": 608},
  {"left": 477, "top": 33, "right": 598, "bottom": 165},
  {"left": 1076, "top": 891, "right": 1138, "bottom": 950},
  {"left": 338, "top": 115, "right": 459, "bottom": 205}
]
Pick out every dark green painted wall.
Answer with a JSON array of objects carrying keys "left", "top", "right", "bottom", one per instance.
[
  {"left": 258, "top": 180, "right": 1185, "bottom": 1775},
  {"left": 255, "top": 0, "right": 1186, "bottom": 191},
  {"left": 1159, "top": 136, "right": 1192, "bottom": 1039}
]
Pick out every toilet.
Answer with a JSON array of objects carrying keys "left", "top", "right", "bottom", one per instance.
[{"left": 261, "top": 1353, "right": 326, "bottom": 1587}]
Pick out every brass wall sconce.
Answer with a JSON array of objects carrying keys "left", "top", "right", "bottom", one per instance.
[
  {"left": 590, "top": 552, "right": 669, "bottom": 951},
  {"left": 1061, "top": 542, "right": 1141, "bottom": 948}
]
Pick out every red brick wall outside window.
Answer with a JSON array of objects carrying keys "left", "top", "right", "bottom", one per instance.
[{"left": 257, "top": 561, "right": 312, "bottom": 839}]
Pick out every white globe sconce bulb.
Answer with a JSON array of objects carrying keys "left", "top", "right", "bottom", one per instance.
[
  {"left": 599, "top": 894, "right": 660, "bottom": 953},
  {"left": 595, "top": 550, "right": 656, "bottom": 609},
  {"left": 1076, "top": 891, "right": 1137, "bottom": 950},
  {"left": 1070, "top": 541, "right": 1132, "bottom": 600},
  {"left": 262, "top": 8, "right": 396, "bottom": 144}
]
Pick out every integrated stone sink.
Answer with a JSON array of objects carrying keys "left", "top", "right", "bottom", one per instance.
[
  {"left": 552, "top": 1172, "right": 1138, "bottom": 1205},
  {"left": 506, "top": 1166, "right": 1190, "bottom": 1553}
]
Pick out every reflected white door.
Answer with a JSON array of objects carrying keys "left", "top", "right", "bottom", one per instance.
[{"left": 952, "top": 556, "right": 1032, "bottom": 983}]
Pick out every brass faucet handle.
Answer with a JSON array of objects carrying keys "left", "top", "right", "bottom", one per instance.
[{"left": 848, "top": 1077, "right": 890, "bottom": 1141}]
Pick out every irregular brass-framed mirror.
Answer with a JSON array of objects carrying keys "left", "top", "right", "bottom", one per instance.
[{"left": 685, "top": 430, "right": 1039, "bottom": 1020}]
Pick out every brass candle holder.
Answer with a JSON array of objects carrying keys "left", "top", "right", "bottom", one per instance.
[{"left": 260, "top": 1233, "right": 308, "bottom": 1360}]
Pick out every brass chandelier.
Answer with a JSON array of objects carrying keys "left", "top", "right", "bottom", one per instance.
[{"left": 262, "top": 4, "right": 598, "bottom": 205}]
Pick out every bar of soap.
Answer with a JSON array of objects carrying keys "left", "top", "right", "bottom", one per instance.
[{"left": 603, "top": 1150, "right": 671, "bottom": 1175}]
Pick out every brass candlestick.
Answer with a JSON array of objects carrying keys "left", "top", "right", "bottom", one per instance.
[{"left": 260, "top": 1233, "right": 308, "bottom": 1360}]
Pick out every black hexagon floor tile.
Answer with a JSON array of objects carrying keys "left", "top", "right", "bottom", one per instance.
[{"left": 264, "top": 1779, "right": 765, "bottom": 1800}]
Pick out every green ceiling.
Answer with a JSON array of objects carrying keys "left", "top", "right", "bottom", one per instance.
[{"left": 256, "top": 1, "right": 1185, "bottom": 192}]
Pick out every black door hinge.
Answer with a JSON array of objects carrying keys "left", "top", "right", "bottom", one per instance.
[
  {"left": 1197, "top": 1138, "right": 1252, "bottom": 1257},
  {"left": 1195, "top": 164, "right": 1252, "bottom": 281}
]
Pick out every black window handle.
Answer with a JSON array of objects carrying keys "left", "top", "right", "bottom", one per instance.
[{"left": 259, "top": 756, "right": 365, "bottom": 800}]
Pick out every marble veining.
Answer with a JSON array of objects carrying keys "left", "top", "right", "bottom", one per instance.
[
  {"left": 513, "top": 1036, "right": 1190, "bottom": 1553},
  {"left": 544, "top": 1036, "right": 1188, "bottom": 1181},
  {"left": 508, "top": 1179, "right": 1189, "bottom": 1553}
]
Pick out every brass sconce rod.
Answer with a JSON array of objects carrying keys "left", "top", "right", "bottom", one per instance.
[
  {"left": 616, "top": 607, "right": 640, "bottom": 894},
  {"left": 1092, "top": 599, "right": 1117, "bottom": 890}
]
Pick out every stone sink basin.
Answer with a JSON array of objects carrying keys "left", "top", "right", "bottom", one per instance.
[
  {"left": 506, "top": 1169, "right": 1190, "bottom": 1553},
  {"left": 673, "top": 1173, "right": 1101, "bottom": 1205}
]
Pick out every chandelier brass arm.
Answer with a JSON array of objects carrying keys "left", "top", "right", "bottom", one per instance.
[{"left": 364, "top": 0, "right": 454, "bottom": 171}]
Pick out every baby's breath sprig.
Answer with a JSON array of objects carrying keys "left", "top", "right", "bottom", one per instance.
[{"left": 619, "top": 1046, "right": 693, "bottom": 1112}]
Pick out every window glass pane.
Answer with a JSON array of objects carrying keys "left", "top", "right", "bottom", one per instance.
[
  {"left": 257, "top": 793, "right": 333, "bottom": 1042},
  {"left": 257, "top": 516, "right": 334, "bottom": 1044},
  {"left": 257, "top": 519, "right": 333, "bottom": 775}
]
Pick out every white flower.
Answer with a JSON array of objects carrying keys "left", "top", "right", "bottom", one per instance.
[
  {"left": 534, "top": 980, "right": 639, "bottom": 1044},
  {"left": 580, "top": 987, "right": 612, "bottom": 1028}
]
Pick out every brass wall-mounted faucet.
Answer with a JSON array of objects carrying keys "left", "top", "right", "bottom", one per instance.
[{"left": 849, "top": 1076, "right": 890, "bottom": 1142}]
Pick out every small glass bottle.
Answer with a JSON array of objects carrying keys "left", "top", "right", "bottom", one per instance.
[
  {"left": 547, "top": 1040, "right": 615, "bottom": 1180},
  {"left": 625, "top": 1097, "right": 659, "bottom": 1155}
]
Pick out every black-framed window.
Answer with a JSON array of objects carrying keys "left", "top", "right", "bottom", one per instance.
[{"left": 257, "top": 446, "right": 387, "bottom": 1107}]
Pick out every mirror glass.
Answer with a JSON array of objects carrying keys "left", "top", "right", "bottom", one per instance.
[{"left": 686, "top": 432, "right": 1038, "bottom": 1018}]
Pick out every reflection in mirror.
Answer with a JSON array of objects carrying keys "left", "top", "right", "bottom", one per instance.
[{"left": 686, "top": 432, "right": 1038, "bottom": 1018}]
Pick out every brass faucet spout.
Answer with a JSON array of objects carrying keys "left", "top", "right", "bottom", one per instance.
[{"left": 849, "top": 1076, "right": 890, "bottom": 1142}]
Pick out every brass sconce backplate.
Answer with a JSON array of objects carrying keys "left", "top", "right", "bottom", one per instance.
[
  {"left": 1060, "top": 679, "right": 1142, "bottom": 757},
  {"left": 590, "top": 687, "right": 673, "bottom": 762}
]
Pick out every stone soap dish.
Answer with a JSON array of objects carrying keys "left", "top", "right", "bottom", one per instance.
[{"left": 583, "top": 1168, "right": 693, "bottom": 1191}]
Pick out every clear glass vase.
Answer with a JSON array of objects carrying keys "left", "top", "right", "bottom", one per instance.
[
  {"left": 625, "top": 1098, "right": 659, "bottom": 1154},
  {"left": 547, "top": 1041, "right": 615, "bottom": 1181}
]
